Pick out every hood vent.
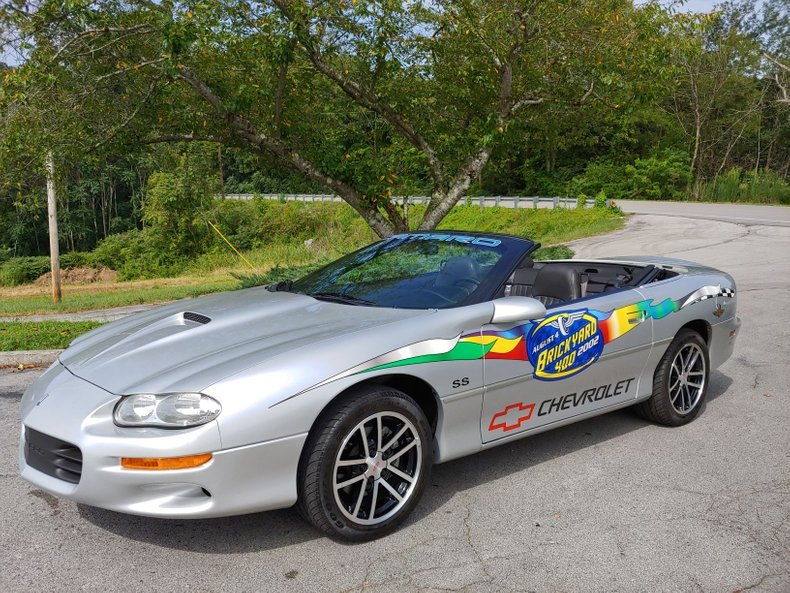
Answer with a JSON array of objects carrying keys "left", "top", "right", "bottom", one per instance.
[{"left": 183, "top": 311, "right": 212, "bottom": 325}]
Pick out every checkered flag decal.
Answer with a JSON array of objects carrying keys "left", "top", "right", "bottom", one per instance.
[
  {"left": 694, "top": 287, "right": 735, "bottom": 302},
  {"left": 680, "top": 285, "right": 736, "bottom": 308}
]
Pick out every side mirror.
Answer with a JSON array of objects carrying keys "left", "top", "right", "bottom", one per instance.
[{"left": 491, "top": 296, "right": 546, "bottom": 324}]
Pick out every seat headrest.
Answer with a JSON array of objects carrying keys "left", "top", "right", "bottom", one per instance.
[{"left": 531, "top": 264, "right": 581, "bottom": 302}]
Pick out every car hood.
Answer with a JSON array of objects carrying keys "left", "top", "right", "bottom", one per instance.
[{"left": 60, "top": 287, "right": 426, "bottom": 395}]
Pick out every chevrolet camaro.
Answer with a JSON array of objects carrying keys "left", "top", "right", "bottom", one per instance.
[{"left": 20, "top": 231, "right": 740, "bottom": 540}]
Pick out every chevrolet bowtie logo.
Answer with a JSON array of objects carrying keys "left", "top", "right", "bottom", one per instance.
[{"left": 489, "top": 402, "right": 536, "bottom": 432}]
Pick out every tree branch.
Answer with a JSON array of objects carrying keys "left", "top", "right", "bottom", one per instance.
[
  {"left": 141, "top": 133, "right": 223, "bottom": 144},
  {"left": 53, "top": 25, "right": 153, "bottom": 61},
  {"left": 272, "top": 0, "right": 445, "bottom": 190},
  {"left": 95, "top": 58, "right": 166, "bottom": 81},
  {"left": 176, "top": 66, "right": 404, "bottom": 237},
  {"left": 89, "top": 77, "right": 160, "bottom": 151}
]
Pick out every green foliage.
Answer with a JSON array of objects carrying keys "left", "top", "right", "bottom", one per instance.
[
  {"left": 571, "top": 151, "right": 691, "bottom": 200},
  {"left": 206, "top": 199, "right": 375, "bottom": 253},
  {"left": 1, "top": 0, "right": 787, "bottom": 254},
  {"left": 142, "top": 144, "right": 219, "bottom": 254},
  {"left": 90, "top": 229, "right": 188, "bottom": 281},
  {"left": 0, "top": 321, "right": 103, "bottom": 351},
  {"left": 699, "top": 168, "right": 790, "bottom": 204},
  {"left": 0, "top": 257, "right": 50, "bottom": 286},
  {"left": 435, "top": 205, "right": 624, "bottom": 246},
  {"left": 0, "top": 252, "right": 97, "bottom": 287},
  {"left": 533, "top": 245, "right": 575, "bottom": 261}
]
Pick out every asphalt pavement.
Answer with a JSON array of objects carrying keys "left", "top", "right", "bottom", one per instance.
[
  {"left": 1, "top": 212, "right": 788, "bottom": 593},
  {"left": 614, "top": 200, "right": 790, "bottom": 227}
]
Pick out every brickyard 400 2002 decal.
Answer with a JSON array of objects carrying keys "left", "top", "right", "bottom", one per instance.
[{"left": 20, "top": 231, "right": 740, "bottom": 541}]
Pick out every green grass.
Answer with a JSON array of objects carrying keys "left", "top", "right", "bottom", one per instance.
[
  {"left": 433, "top": 204, "right": 624, "bottom": 244},
  {"left": 0, "top": 276, "right": 237, "bottom": 317},
  {"left": 0, "top": 321, "right": 103, "bottom": 350},
  {"left": 1, "top": 203, "right": 624, "bottom": 316}
]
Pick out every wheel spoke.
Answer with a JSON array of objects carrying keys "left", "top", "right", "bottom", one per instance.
[
  {"left": 379, "top": 477, "right": 404, "bottom": 502},
  {"left": 337, "top": 458, "right": 367, "bottom": 467},
  {"left": 336, "top": 473, "right": 366, "bottom": 490},
  {"left": 351, "top": 478, "right": 367, "bottom": 518},
  {"left": 667, "top": 343, "right": 706, "bottom": 415},
  {"left": 376, "top": 414, "right": 383, "bottom": 452},
  {"left": 382, "top": 425, "right": 409, "bottom": 453},
  {"left": 686, "top": 349, "right": 700, "bottom": 372},
  {"left": 386, "top": 464, "right": 414, "bottom": 483},
  {"left": 359, "top": 426, "right": 370, "bottom": 459},
  {"left": 387, "top": 439, "right": 418, "bottom": 463},
  {"left": 669, "top": 377, "right": 681, "bottom": 393},
  {"left": 369, "top": 481, "right": 379, "bottom": 520}
]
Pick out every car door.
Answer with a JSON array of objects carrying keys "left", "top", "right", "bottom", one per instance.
[{"left": 480, "top": 288, "right": 654, "bottom": 443}]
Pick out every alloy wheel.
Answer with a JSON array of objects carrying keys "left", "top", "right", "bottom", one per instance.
[
  {"left": 669, "top": 342, "right": 706, "bottom": 415},
  {"left": 332, "top": 412, "right": 422, "bottom": 526}
]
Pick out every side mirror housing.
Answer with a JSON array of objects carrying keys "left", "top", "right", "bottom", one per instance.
[{"left": 490, "top": 296, "right": 547, "bottom": 324}]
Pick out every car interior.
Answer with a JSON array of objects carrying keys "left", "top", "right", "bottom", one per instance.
[{"left": 499, "top": 257, "right": 679, "bottom": 307}]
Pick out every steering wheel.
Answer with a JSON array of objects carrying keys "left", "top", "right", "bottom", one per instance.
[{"left": 453, "top": 277, "right": 481, "bottom": 292}]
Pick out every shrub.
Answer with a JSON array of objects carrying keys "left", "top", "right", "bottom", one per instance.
[
  {"left": 532, "top": 245, "right": 574, "bottom": 260},
  {"left": 90, "top": 229, "right": 187, "bottom": 280},
  {"left": 571, "top": 151, "right": 690, "bottom": 200},
  {"left": 699, "top": 168, "right": 789, "bottom": 204},
  {"left": 0, "top": 256, "right": 50, "bottom": 286},
  {"left": 60, "top": 252, "right": 91, "bottom": 268}
]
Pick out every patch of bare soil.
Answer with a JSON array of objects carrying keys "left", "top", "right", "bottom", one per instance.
[{"left": 35, "top": 267, "right": 117, "bottom": 285}]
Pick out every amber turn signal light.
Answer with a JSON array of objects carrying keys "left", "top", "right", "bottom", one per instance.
[{"left": 121, "top": 453, "right": 212, "bottom": 470}]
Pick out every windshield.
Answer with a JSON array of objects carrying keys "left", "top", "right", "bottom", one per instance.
[{"left": 289, "top": 233, "right": 534, "bottom": 309}]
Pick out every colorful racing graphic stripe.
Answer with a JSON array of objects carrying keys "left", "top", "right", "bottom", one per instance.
[{"left": 351, "top": 285, "right": 734, "bottom": 381}]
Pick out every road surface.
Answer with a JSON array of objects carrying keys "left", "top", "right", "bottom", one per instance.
[{"left": 1, "top": 212, "right": 788, "bottom": 593}]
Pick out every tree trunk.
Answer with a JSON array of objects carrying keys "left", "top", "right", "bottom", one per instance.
[{"left": 418, "top": 146, "right": 495, "bottom": 230}]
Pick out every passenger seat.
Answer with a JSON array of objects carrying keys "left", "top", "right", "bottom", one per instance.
[{"left": 530, "top": 264, "right": 581, "bottom": 306}]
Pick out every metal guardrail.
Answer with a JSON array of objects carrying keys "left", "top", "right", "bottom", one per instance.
[{"left": 223, "top": 193, "right": 595, "bottom": 209}]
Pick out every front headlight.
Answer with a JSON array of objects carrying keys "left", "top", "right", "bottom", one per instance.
[{"left": 113, "top": 393, "right": 222, "bottom": 428}]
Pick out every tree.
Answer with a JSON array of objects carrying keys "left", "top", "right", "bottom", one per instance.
[{"left": 1, "top": 0, "right": 672, "bottom": 237}]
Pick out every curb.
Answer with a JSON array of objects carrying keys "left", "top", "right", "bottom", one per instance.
[{"left": 0, "top": 350, "right": 62, "bottom": 368}]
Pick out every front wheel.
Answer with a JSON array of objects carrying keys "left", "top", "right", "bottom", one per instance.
[
  {"left": 637, "top": 328, "right": 710, "bottom": 426},
  {"left": 297, "top": 387, "right": 432, "bottom": 541}
]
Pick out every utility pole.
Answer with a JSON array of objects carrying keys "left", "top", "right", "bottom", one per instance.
[{"left": 46, "top": 152, "right": 61, "bottom": 303}]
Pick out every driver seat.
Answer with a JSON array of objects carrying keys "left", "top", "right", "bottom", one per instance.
[{"left": 531, "top": 264, "right": 581, "bottom": 306}]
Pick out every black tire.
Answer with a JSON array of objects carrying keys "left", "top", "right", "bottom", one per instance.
[
  {"left": 637, "top": 328, "right": 710, "bottom": 426},
  {"left": 297, "top": 386, "right": 432, "bottom": 542}
]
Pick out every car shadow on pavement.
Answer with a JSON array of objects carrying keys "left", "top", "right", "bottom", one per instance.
[{"left": 78, "top": 370, "right": 733, "bottom": 552}]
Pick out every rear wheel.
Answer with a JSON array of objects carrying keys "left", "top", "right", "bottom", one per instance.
[
  {"left": 637, "top": 328, "right": 709, "bottom": 426},
  {"left": 297, "top": 387, "right": 432, "bottom": 541}
]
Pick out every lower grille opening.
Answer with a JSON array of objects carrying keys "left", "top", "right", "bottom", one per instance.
[{"left": 24, "top": 427, "right": 83, "bottom": 485}]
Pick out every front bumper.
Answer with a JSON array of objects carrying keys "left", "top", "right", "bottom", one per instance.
[{"left": 19, "top": 362, "right": 306, "bottom": 518}]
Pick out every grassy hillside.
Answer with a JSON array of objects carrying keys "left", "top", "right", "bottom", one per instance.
[{"left": 0, "top": 202, "right": 624, "bottom": 316}]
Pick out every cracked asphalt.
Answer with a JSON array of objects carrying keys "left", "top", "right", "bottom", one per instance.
[{"left": 1, "top": 213, "right": 788, "bottom": 593}]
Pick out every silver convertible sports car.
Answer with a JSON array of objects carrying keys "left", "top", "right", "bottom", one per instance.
[{"left": 20, "top": 231, "right": 740, "bottom": 540}]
